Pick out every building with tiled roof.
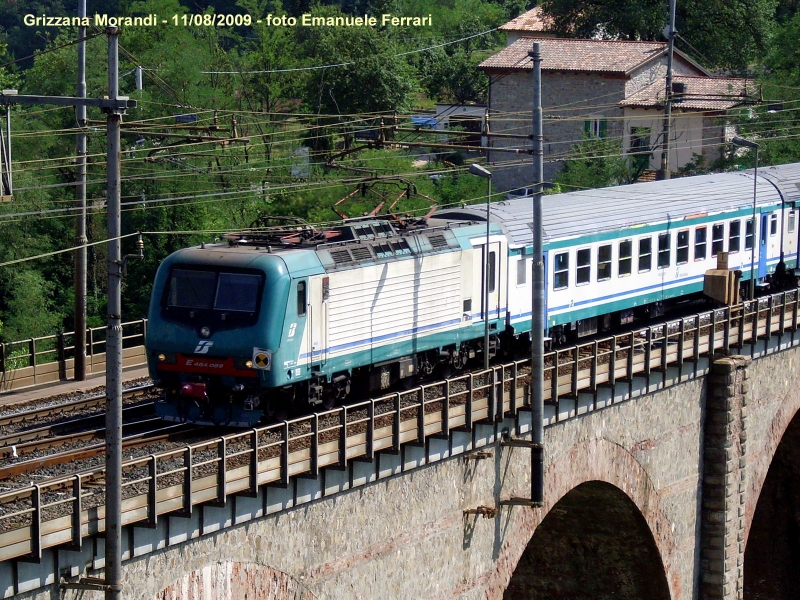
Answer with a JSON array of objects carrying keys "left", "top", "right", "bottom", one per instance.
[
  {"left": 478, "top": 37, "right": 756, "bottom": 191},
  {"left": 498, "top": 6, "right": 556, "bottom": 44}
]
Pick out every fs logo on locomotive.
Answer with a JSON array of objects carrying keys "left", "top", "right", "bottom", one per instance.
[{"left": 194, "top": 340, "right": 214, "bottom": 354}]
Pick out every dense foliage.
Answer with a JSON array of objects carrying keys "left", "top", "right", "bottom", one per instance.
[{"left": 2, "top": 0, "right": 800, "bottom": 342}]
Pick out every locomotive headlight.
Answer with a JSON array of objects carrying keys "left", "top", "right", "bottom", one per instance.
[
  {"left": 158, "top": 353, "right": 166, "bottom": 362},
  {"left": 245, "top": 360, "right": 254, "bottom": 368},
  {"left": 200, "top": 326, "right": 211, "bottom": 338}
]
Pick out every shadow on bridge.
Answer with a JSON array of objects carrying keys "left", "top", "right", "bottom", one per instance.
[
  {"left": 503, "top": 481, "right": 670, "bottom": 600},
  {"left": 745, "top": 408, "right": 800, "bottom": 599}
]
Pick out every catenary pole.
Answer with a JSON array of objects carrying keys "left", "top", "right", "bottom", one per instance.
[
  {"left": 657, "top": 0, "right": 677, "bottom": 180},
  {"left": 104, "top": 26, "right": 123, "bottom": 600},
  {"left": 74, "top": 0, "right": 88, "bottom": 381},
  {"left": 530, "top": 41, "right": 544, "bottom": 505}
]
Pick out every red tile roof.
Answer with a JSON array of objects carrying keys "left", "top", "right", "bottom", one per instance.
[
  {"left": 621, "top": 76, "right": 755, "bottom": 111},
  {"left": 499, "top": 7, "right": 553, "bottom": 33},
  {"left": 479, "top": 37, "right": 705, "bottom": 76}
]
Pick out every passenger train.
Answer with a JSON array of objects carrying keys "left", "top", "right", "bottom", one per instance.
[{"left": 146, "top": 163, "right": 800, "bottom": 426}]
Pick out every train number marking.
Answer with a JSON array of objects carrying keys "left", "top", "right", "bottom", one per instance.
[{"left": 194, "top": 340, "right": 214, "bottom": 354}]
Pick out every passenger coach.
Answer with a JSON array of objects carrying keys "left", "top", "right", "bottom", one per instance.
[{"left": 433, "top": 163, "right": 800, "bottom": 343}]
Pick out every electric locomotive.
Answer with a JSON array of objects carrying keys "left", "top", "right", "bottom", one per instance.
[{"left": 146, "top": 218, "right": 506, "bottom": 426}]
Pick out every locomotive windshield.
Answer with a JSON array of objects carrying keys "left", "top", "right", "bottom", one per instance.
[{"left": 164, "top": 268, "right": 264, "bottom": 322}]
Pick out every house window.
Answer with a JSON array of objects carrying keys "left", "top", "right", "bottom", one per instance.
[
  {"left": 554, "top": 252, "right": 569, "bottom": 290},
  {"left": 577, "top": 248, "right": 591, "bottom": 285},
  {"left": 638, "top": 237, "right": 652, "bottom": 272},
  {"left": 729, "top": 220, "right": 741, "bottom": 253},
  {"left": 584, "top": 116, "right": 607, "bottom": 138},
  {"left": 677, "top": 230, "right": 689, "bottom": 264},
  {"left": 745, "top": 219, "right": 754, "bottom": 250},
  {"left": 712, "top": 223, "right": 725, "bottom": 256},
  {"left": 771, "top": 213, "right": 778, "bottom": 236},
  {"left": 517, "top": 257, "right": 526, "bottom": 286},
  {"left": 695, "top": 227, "right": 707, "bottom": 260},
  {"left": 597, "top": 244, "right": 612, "bottom": 281},
  {"left": 619, "top": 240, "right": 632, "bottom": 276},
  {"left": 658, "top": 233, "right": 671, "bottom": 268}
]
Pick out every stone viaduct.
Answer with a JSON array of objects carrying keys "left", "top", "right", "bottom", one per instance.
[{"left": 10, "top": 339, "right": 800, "bottom": 599}]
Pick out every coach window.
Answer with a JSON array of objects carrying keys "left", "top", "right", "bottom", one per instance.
[
  {"left": 554, "top": 252, "right": 569, "bottom": 289},
  {"left": 297, "top": 281, "right": 307, "bottom": 316},
  {"left": 577, "top": 248, "right": 591, "bottom": 285},
  {"left": 695, "top": 227, "right": 707, "bottom": 260},
  {"left": 790, "top": 212, "right": 797, "bottom": 234},
  {"left": 638, "top": 237, "right": 652, "bottom": 272},
  {"left": 488, "top": 252, "right": 497, "bottom": 293},
  {"left": 771, "top": 213, "right": 778, "bottom": 236},
  {"left": 745, "top": 219, "right": 754, "bottom": 250},
  {"left": 597, "top": 244, "right": 612, "bottom": 281},
  {"left": 712, "top": 223, "right": 724, "bottom": 256},
  {"left": 619, "top": 240, "right": 632, "bottom": 276},
  {"left": 516, "top": 257, "right": 527, "bottom": 286},
  {"left": 677, "top": 229, "right": 689, "bottom": 264},
  {"left": 729, "top": 220, "right": 741, "bottom": 253},
  {"left": 658, "top": 233, "right": 671, "bottom": 268}
]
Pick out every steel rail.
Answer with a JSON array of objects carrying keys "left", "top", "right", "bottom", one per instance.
[
  {"left": 0, "top": 422, "right": 197, "bottom": 479},
  {"left": 0, "top": 384, "right": 155, "bottom": 427},
  {"left": 0, "top": 402, "right": 156, "bottom": 452}
]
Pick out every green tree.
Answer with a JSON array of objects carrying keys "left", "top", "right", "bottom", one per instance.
[
  {"left": 552, "top": 136, "right": 636, "bottom": 192},
  {"left": 540, "top": 0, "right": 777, "bottom": 70},
  {"left": 297, "top": 6, "right": 417, "bottom": 115},
  {"left": 730, "top": 11, "right": 800, "bottom": 166}
]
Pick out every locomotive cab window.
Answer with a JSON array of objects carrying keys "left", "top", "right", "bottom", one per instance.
[
  {"left": 729, "top": 221, "right": 741, "bottom": 253},
  {"left": 658, "top": 233, "right": 671, "bottom": 269},
  {"left": 215, "top": 273, "right": 261, "bottom": 312},
  {"left": 712, "top": 223, "right": 724, "bottom": 256},
  {"left": 695, "top": 227, "right": 707, "bottom": 260},
  {"left": 677, "top": 230, "right": 689, "bottom": 264},
  {"left": 576, "top": 248, "right": 591, "bottom": 285},
  {"left": 488, "top": 251, "right": 497, "bottom": 293},
  {"left": 619, "top": 240, "right": 632, "bottom": 277},
  {"left": 163, "top": 267, "right": 264, "bottom": 327},
  {"left": 745, "top": 219, "right": 754, "bottom": 250},
  {"left": 638, "top": 238, "right": 652, "bottom": 272},
  {"left": 297, "top": 281, "right": 307, "bottom": 316},
  {"left": 597, "top": 244, "right": 612, "bottom": 281},
  {"left": 554, "top": 252, "right": 569, "bottom": 290}
]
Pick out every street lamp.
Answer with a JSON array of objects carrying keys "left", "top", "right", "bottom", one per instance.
[
  {"left": 468, "top": 163, "right": 492, "bottom": 370},
  {"left": 731, "top": 136, "right": 759, "bottom": 300}
]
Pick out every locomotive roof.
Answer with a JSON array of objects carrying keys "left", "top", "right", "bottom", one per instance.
[{"left": 434, "top": 163, "right": 800, "bottom": 248}]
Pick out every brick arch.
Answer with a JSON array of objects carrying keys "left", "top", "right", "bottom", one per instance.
[
  {"left": 153, "top": 562, "right": 315, "bottom": 600},
  {"left": 744, "top": 367, "right": 800, "bottom": 546},
  {"left": 485, "top": 438, "right": 681, "bottom": 600}
]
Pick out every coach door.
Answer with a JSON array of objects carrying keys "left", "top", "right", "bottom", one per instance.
[
  {"left": 475, "top": 241, "right": 502, "bottom": 322},
  {"left": 308, "top": 276, "right": 328, "bottom": 367},
  {"left": 759, "top": 214, "right": 768, "bottom": 281}
]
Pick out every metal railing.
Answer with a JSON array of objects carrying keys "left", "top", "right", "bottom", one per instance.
[
  {"left": 0, "top": 290, "right": 797, "bottom": 562},
  {"left": 0, "top": 319, "right": 147, "bottom": 392}
]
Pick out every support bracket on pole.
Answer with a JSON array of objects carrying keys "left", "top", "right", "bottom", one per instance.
[{"left": 61, "top": 577, "right": 122, "bottom": 592}]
